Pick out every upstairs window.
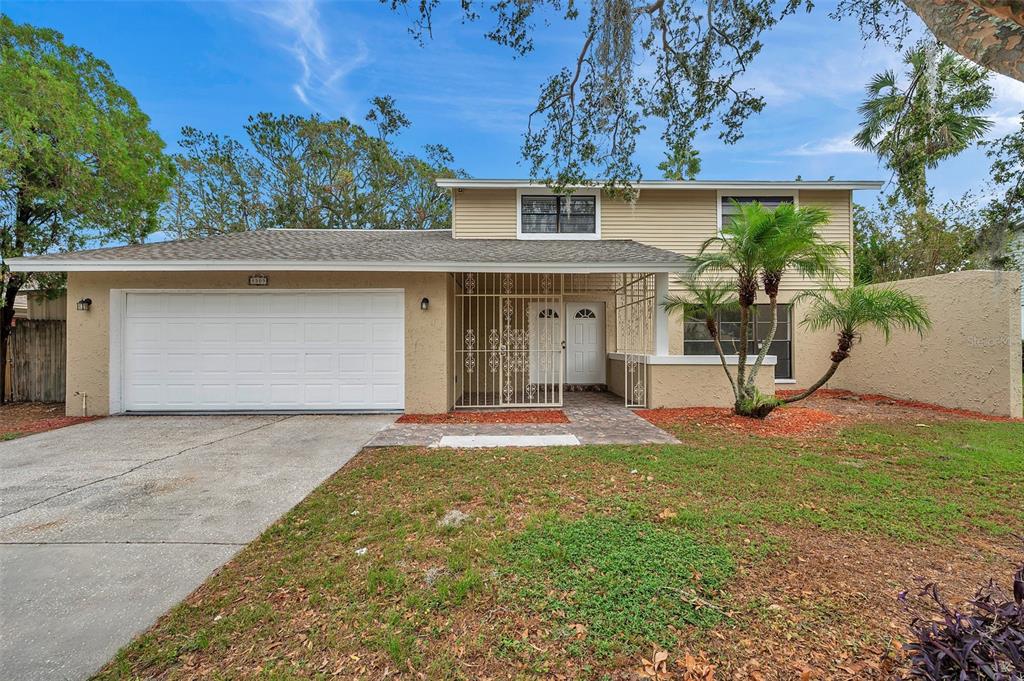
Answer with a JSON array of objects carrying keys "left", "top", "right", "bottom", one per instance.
[
  {"left": 520, "top": 194, "right": 597, "bottom": 235},
  {"left": 720, "top": 195, "right": 794, "bottom": 231}
]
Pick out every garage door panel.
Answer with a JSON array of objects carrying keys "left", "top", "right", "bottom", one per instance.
[{"left": 123, "top": 291, "right": 404, "bottom": 411}]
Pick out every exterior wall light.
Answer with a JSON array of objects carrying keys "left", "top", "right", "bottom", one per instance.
[
  {"left": 420, "top": 297, "right": 430, "bottom": 311},
  {"left": 76, "top": 298, "right": 92, "bottom": 312}
]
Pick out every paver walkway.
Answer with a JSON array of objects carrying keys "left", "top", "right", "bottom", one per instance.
[{"left": 368, "top": 391, "right": 678, "bottom": 447}]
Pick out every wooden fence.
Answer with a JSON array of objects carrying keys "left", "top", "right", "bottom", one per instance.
[{"left": 10, "top": 320, "right": 66, "bottom": 403}]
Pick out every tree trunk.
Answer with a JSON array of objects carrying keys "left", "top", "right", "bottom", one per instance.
[
  {"left": 902, "top": 0, "right": 1024, "bottom": 82},
  {"left": 0, "top": 275, "right": 23, "bottom": 405},
  {"left": 781, "top": 330, "right": 855, "bottom": 403},
  {"left": 712, "top": 332, "right": 739, "bottom": 400},
  {"left": 745, "top": 294, "right": 778, "bottom": 389}
]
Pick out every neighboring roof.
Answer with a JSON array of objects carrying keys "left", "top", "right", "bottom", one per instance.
[
  {"left": 8, "top": 229, "right": 689, "bottom": 274},
  {"left": 436, "top": 178, "right": 883, "bottom": 191}
]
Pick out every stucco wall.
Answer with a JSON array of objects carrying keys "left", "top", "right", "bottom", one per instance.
[
  {"left": 647, "top": 362, "right": 775, "bottom": 409},
  {"left": 65, "top": 270, "right": 451, "bottom": 416},
  {"left": 607, "top": 356, "right": 774, "bottom": 409},
  {"left": 825, "top": 270, "right": 1023, "bottom": 418}
]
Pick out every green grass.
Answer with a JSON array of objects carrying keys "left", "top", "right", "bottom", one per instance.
[
  {"left": 501, "top": 515, "right": 733, "bottom": 659},
  {"left": 0, "top": 432, "right": 22, "bottom": 441},
  {"left": 93, "top": 418, "right": 1024, "bottom": 679}
]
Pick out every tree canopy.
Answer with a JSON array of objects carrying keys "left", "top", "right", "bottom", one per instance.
[
  {"left": 383, "top": 0, "right": 1024, "bottom": 188},
  {"left": 164, "top": 97, "right": 464, "bottom": 237},
  {"left": 0, "top": 15, "right": 174, "bottom": 401}
]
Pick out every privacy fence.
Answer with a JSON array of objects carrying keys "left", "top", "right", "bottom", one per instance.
[{"left": 9, "top": 320, "right": 66, "bottom": 403}]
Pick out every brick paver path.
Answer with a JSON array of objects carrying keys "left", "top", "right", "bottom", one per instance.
[{"left": 368, "top": 391, "right": 677, "bottom": 447}]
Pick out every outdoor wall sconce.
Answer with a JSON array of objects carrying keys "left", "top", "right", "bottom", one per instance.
[
  {"left": 76, "top": 298, "right": 92, "bottom": 312},
  {"left": 420, "top": 297, "right": 430, "bottom": 311}
]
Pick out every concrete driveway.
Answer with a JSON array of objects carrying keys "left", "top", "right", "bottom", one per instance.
[{"left": 0, "top": 414, "right": 394, "bottom": 681}]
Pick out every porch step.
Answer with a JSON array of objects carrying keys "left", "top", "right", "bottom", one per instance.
[{"left": 431, "top": 434, "right": 580, "bottom": 448}]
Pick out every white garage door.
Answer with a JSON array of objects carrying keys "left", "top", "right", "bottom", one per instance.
[{"left": 122, "top": 291, "right": 404, "bottom": 411}]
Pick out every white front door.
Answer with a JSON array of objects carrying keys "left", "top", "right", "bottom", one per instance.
[
  {"left": 565, "top": 302, "right": 606, "bottom": 384},
  {"left": 121, "top": 290, "right": 405, "bottom": 411}
]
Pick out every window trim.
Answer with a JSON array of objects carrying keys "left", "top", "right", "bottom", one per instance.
[
  {"left": 716, "top": 189, "right": 799, "bottom": 236},
  {"left": 516, "top": 188, "right": 601, "bottom": 240}
]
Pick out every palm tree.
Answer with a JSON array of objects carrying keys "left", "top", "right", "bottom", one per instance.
[
  {"left": 782, "top": 285, "right": 931, "bottom": 404},
  {"left": 854, "top": 41, "right": 993, "bottom": 212},
  {"left": 668, "top": 201, "right": 847, "bottom": 416}
]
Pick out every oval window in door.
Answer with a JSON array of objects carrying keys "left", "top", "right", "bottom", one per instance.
[
  {"left": 574, "top": 308, "right": 596, "bottom": 319},
  {"left": 538, "top": 308, "right": 560, "bottom": 319}
]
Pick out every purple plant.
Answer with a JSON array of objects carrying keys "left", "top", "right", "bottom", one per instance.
[{"left": 900, "top": 555, "right": 1024, "bottom": 680}]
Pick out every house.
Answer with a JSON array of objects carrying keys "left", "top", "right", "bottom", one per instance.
[{"left": 8, "top": 179, "right": 881, "bottom": 416}]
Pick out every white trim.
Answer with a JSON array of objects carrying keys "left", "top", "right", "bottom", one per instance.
[
  {"left": 607, "top": 352, "right": 777, "bottom": 366},
  {"left": 774, "top": 378, "right": 797, "bottom": 384},
  {"left": 109, "top": 288, "right": 405, "bottom": 414},
  {"left": 438, "top": 178, "right": 883, "bottom": 191},
  {"left": 716, "top": 189, "right": 799, "bottom": 236},
  {"left": 516, "top": 188, "right": 601, "bottom": 241},
  {"left": 8, "top": 259, "right": 682, "bottom": 273},
  {"left": 653, "top": 272, "right": 669, "bottom": 356},
  {"left": 109, "top": 290, "right": 126, "bottom": 414}
]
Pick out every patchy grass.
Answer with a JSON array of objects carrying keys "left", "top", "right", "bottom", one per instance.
[
  {"left": 94, "top": 418, "right": 1023, "bottom": 680},
  {"left": 502, "top": 515, "right": 733, "bottom": 659}
]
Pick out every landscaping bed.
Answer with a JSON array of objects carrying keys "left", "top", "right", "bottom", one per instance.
[
  {"left": 0, "top": 402, "right": 98, "bottom": 441},
  {"left": 95, "top": 411, "right": 1024, "bottom": 680},
  {"left": 397, "top": 409, "right": 570, "bottom": 424}
]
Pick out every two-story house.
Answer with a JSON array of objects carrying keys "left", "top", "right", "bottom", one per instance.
[{"left": 9, "top": 178, "right": 881, "bottom": 416}]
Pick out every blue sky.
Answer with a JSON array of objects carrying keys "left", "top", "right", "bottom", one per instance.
[{"left": 5, "top": 0, "right": 1024, "bottom": 207}]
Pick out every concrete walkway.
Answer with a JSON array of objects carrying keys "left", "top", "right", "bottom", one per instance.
[
  {"left": 369, "top": 391, "right": 678, "bottom": 447},
  {"left": 0, "top": 413, "right": 394, "bottom": 681}
]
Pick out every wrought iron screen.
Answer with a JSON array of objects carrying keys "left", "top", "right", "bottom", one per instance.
[
  {"left": 453, "top": 272, "right": 564, "bottom": 408},
  {"left": 615, "top": 274, "right": 655, "bottom": 408}
]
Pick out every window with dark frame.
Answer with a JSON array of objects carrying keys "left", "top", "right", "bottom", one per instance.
[
  {"left": 720, "top": 195, "right": 793, "bottom": 230},
  {"left": 521, "top": 195, "right": 596, "bottom": 234},
  {"left": 683, "top": 304, "right": 793, "bottom": 379}
]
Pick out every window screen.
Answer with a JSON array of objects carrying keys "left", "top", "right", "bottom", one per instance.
[{"left": 720, "top": 195, "right": 793, "bottom": 230}]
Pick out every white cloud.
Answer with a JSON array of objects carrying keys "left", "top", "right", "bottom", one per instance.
[
  {"left": 986, "top": 73, "right": 1024, "bottom": 137},
  {"left": 244, "top": 0, "right": 369, "bottom": 111},
  {"left": 781, "top": 133, "right": 867, "bottom": 156}
]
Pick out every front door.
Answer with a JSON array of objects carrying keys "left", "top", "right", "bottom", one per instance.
[{"left": 565, "top": 302, "right": 606, "bottom": 384}]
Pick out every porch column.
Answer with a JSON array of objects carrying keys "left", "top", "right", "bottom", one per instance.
[{"left": 654, "top": 271, "right": 669, "bottom": 356}]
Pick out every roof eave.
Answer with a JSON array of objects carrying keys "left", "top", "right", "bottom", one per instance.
[
  {"left": 8, "top": 259, "right": 689, "bottom": 274},
  {"left": 436, "top": 178, "right": 884, "bottom": 191}
]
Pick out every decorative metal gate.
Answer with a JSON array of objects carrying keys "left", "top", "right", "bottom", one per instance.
[
  {"left": 453, "top": 272, "right": 564, "bottom": 408},
  {"left": 615, "top": 274, "right": 655, "bottom": 408}
]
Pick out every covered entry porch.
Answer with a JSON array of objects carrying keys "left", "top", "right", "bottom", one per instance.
[{"left": 451, "top": 271, "right": 671, "bottom": 409}]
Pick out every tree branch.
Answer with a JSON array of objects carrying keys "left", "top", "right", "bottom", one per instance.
[{"left": 902, "top": 0, "right": 1024, "bottom": 81}]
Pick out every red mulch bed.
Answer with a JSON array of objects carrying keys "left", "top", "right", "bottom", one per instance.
[
  {"left": 1, "top": 402, "right": 99, "bottom": 439},
  {"left": 777, "top": 388, "right": 1024, "bottom": 423},
  {"left": 397, "top": 410, "right": 570, "bottom": 424},
  {"left": 637, "top": 406, "right": 840, "bottom": 436}
]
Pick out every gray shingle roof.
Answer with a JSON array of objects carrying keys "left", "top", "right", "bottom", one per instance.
[{"left": 11, "top": 229, "right": 689, "bottom": 272}]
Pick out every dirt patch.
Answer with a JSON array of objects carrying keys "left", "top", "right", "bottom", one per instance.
[
  {"left": 636, "top": 406, "right": 840, "bottom": 436},
  {"left": 0, "top": 402, "right": 99, "bottom": 439},
  {"left": 779, "top": 389, "right": 1023, "bottom": 423},
  {"left": 685, "top": 526, "right": 1021, "bottom": 680},
  {"left": 398, "top": 409, "right": 570, "bottom": 424}
]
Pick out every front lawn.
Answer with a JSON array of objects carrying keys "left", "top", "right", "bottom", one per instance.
[{"left": 96, "top": 417, "right": 1023, "bottom": 679}]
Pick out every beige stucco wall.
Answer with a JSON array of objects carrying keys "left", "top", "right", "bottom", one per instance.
[
  {"left": 607, "top": 356, "right": 774, "bottom": 409},
  {"left": 824, "top": 270, "right": 1022, "bottom": 418},
  {"left": 647, "top": 362, "right": 775, "bottom": 409},
  {"left": 65, "top": 270, "right": 452, "bottom": 416}
]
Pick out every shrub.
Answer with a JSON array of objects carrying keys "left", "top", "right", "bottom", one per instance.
[{"left": 900, "top": 554, "right": 1024, "bottom": 679}]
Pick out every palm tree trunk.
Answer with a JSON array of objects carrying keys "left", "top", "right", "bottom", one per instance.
[
  {"left": 780, "top": 361, "right": 840, "bottom": 404},
  {"left": 745, "top": 295, "right": 778, "bottom": 389},
  {"left": 713, "top": 334, "right": 739, "bottom": 400},
  {"left": 781, "top": 330, "right": 854, "bottom": 404},
  {"left": 736, "top": 301, "right": 750, "bottom": 405}
]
